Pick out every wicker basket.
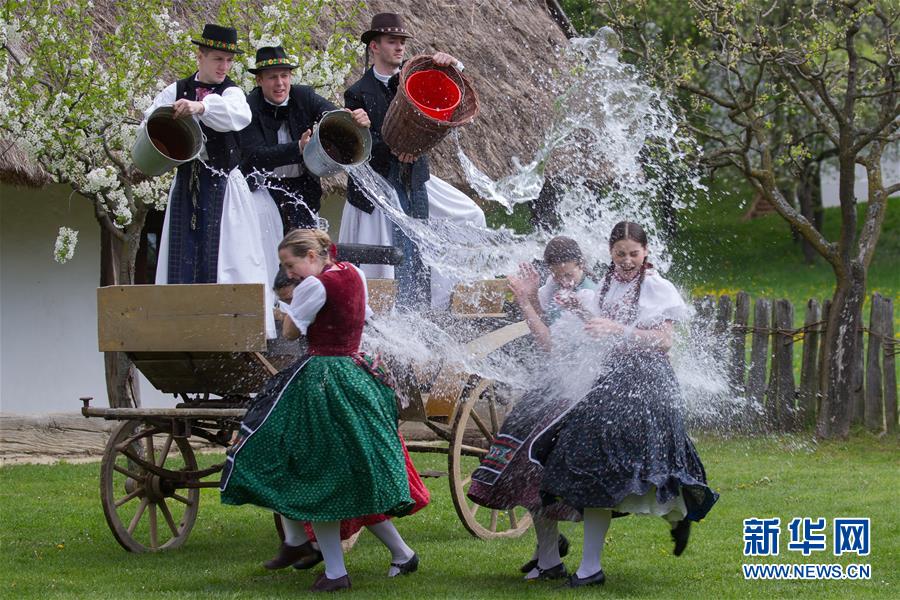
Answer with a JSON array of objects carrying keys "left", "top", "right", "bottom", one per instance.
[{"left": 382, "top": 55, "right": 480, "bottom": 156}]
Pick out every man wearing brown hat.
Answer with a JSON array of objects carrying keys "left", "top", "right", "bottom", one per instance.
[
  {"left": 240, "top": 46, "right": 370, "bottom": 234},
  {"left": 144, "top": 24, "right": 275, "bottom": 337},
  {"left": 338, "top": 13, "right": 463, "bottom": 310}
]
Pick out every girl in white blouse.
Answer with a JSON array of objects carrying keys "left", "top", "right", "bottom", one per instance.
[{"left": 530, "top": 221, "right": 718, "bottom": 588}]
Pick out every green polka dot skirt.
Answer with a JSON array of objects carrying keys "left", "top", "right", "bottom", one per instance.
[{"left": 221, "top": 356, "right": 414, "bottom": 521}]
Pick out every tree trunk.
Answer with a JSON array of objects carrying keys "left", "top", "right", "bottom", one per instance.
[
  {"left": 797, "top": 162, "right": 824, "bottom": 265},
  {"left": 816, "top": 263, "right": 866, "bottom": 440},
  {"left": 100, "top": 209, "right": 148, "bottom": 409}
]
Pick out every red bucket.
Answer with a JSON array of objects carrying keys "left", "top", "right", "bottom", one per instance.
[{"left": 405, "top": 69, "right": 461, "bottom": 121}]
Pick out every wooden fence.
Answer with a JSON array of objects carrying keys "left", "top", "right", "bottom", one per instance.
[{"left": 690, "top": 292, "right": 897, "bottom": 434}]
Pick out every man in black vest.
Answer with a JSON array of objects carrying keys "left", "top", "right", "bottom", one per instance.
[
  {"left": 144, "top": 24, "right": 275, "bottom": 337},
  {"left": 340, "top": 13, "right": 463, "bottom": 309},
  {"left": 240, "top": 46, "right": 370, "bottom": 232}
]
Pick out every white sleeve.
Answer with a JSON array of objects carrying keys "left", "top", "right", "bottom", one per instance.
[
  {"left": 351, "top": 264, "right": 375, "bottom": 320},
  {"left": 284, "top": 277, "right": 327, "bottom": 335},
  {"left": 636, "top": 273, "right": 693, "bottom": 328},
  {"left": 199, "top": 86, "right": 252, "bottom": 132},
  {"left": 537, "top": 281, "right": 556, "bottom": 312},
  {"left": 143, "top": 83, "right": 177, "bottom": 121}
]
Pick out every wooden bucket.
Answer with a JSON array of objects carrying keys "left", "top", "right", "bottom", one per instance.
[{"left": 382, "top": 55, "right": 480, "bottom": 156}]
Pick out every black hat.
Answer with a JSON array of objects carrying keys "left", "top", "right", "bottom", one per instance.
[
  {"left": 361, "top": 13, "right": 413, "bottom": 45},
  {"left": 248, "top": 46, "right": 298, "bottom": 74},
  {"left": 192, "top": 24, "right": 244, "bottom": 54}
]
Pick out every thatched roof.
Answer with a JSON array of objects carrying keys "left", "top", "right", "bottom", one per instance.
[{"left": 0, "top": 0, "right": 569, "bottom": 196}]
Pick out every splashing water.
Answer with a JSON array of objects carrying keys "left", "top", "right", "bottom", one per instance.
[{"left": 341, "top": 29, "right": 754, "bottom": 427}]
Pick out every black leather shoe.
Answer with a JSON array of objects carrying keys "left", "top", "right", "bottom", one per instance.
[
  {"left": 535, "top": 563, "right": 567, "bottom": 580},
  {"left": 292, "top": 543, "right": 324, "bottom": 570},
  {"left": 519, "top": 534, "right": 570, "bottom": 573},
  {"left": 264, "top": 542, "right": 317, "bottom": 570},
  {"left": 672, "top": 519, "right": 691, "bottom": 556},
  {"left": 390, "top": 553, "right": 419, "bottom": 576},
  {"left": 567, "top": 570, "right": 606, "bottom": 587},
  {"left": 310, "top": 573, "right": 351, "bottom": 592}
]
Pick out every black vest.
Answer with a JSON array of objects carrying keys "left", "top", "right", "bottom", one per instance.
[{"left": 175, "top": 74, "right": 242, "bottom": 171}]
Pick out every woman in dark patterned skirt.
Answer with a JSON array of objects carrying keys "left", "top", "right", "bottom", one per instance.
[
  {"left": 221, "top": 228, "right": 421, "bottom": 592},
  {"left": 468, "top": 236, "right": 599, "bottom": 581},
  {"left": 530, "top": 221, "right": 718, "bottom": 587}
]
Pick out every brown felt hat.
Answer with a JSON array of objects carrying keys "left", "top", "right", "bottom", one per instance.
[{"left": 361, "top": 13, "right": 413, "bottom": 45}]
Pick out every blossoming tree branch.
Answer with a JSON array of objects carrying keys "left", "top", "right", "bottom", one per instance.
[{"left": 0, "top": 0, "right": 358, "bottom": 272}]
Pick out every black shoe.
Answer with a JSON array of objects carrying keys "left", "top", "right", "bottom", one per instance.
[
  {"left": 264, "top": 542, "right": 317, "bottom": 570},
  {"left": 567, "top": 570, "right": 606, "bottom": 587},
  {"left": 671, "top": 519, "right": 691, "bottom": 556},
  {"left": 292, "top": 543, "right": 324, "bottom": 570},
  {"left": 519, "top": 534, "right": 570, "bottom": 573},
  {"left": 310, "top": 572, "right": 351, "bottom": 592},
  {"left": 390, "top": 553, "right": 419, "bottom": 577},
  {"left": 535, "top": 563, "right": 567, "bottom": 580}
]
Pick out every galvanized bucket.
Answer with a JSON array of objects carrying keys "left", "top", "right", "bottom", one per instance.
[
  {"left": 302, "top": 110, "right": 372, "bottom": 178},
  {"left": 132, "top": 105, "right": 203, "bottom": 177}
]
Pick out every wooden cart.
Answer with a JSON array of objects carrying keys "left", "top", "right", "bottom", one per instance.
[{"left": 83, "top": 279, "right": 533, "bottom": 553}]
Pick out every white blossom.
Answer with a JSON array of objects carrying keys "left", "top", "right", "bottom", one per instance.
[{"left": 54, "top": 227, "right": 79, "bottom": 264}]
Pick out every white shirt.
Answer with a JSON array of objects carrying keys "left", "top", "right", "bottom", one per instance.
[
  {"left": 263, "top": 97, "right": 303, "bottom": 179},
  {"left": 588, "top": 270, "right": 692, "bottom": 328},
  {"left": 143, "top": 79, "right": 252, "bottom": 161}
]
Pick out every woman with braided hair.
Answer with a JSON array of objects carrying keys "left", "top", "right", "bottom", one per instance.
[{"left": 529, "top": 221, "right": 718, "bottom": 588}]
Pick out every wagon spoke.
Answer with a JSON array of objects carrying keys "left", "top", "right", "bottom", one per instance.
[
  {"left": 113, "top": 464, "right": 143, "bottom": 480},
  {"left": 489, "top": 510, "right": 498, "bottom": 532},
  {"left": 156, "top": 434, "right": 174, "bottom": 468},
  {"left": 488, "top": 393, "right": 499, "bottom": 435},
  {"left": 158, "top": 500, "right": 180, "bottom": 537},
  {"left": 114, "top": 487, "right": 144, "bottom": 508},
  {"left": 470, "top": 502, "right": 479, "bottom": 517},
  {"left": 149, "top": 504, "right": 158, "bottom": 549},
  {"left": 171, "top": 493, "right": 194, "bottom": 506},
  {"left": 127, "top": 498, "right": 150, "bottom": 535},
  {"left": 509, "top": 510, "right": 519, "bottom": 528},
  {"left": 469, "top": 410, "right": 493, "bottom": 441},
  {"left": 145, "top": 434, "right": 156, "bottom": 468},
  {"left": 461, "top": 475, "right": 471, "bottom": 488}
]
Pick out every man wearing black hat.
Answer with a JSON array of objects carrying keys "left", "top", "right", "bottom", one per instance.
[
  {"left": 338, "top": 12, "right": 463, "bottom": 310},
  {"left": 240, "top": 46, "right": 370, "bottom": 234},
  {"left": 144, "top": 24, "right": 275, "bottom": 338}
]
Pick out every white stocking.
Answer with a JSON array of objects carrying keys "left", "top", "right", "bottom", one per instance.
[
  {"left": 524, "top": 514, "right": 562, "bottom": 579},
  {"left": 280, "top": 515, "right": 310, "bottom": 547},
  {"left": 576, "top": 508, "right": 611, "bottom": 579},
  {"left": 310, "top": 521, "right": 347, "bottom": 579},
  {"left": 367, "top": 520, "right": 414, "bottom": 576}
]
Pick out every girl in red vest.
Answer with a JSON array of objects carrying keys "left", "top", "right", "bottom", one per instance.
[{"left": 221, "top": 228, "right": 426, "bottom": 592}]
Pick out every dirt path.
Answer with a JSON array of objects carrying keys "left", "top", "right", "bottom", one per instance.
[{"left": 0, "top": 414, "right": 438, "bottom": 466}]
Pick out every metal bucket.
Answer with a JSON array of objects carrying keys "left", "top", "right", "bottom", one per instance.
[
  {"left": 132, "top": 105, "right": 203, "bottom": 177},
  {"left": 302, "top": 110, "right": 372, "bottom": 178}
]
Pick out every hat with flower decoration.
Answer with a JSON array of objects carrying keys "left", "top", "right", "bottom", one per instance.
[
  {"left": 248, "top": 46, "right": 298, "bottom": 74},
  {"left": 192, "top": 24, "right": 244, "bottom": 54}
]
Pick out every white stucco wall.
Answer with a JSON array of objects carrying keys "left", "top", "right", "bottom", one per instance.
[
  {"left": 0, "top": 184, "right": 173, "bottom": 414},
  {"left": 820, "top": 145, "right": 900, "bottom": 207},
  {"left": 0, "top": 184, "right": 348, "bottom": 416}
]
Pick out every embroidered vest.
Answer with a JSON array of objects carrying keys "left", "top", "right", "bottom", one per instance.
[{"left": 306, "top": 263, "right": 366, "bottom": 356}]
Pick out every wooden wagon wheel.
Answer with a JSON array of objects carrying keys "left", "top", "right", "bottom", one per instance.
[
  {"left": 100, "top": 419, "right": 201, "bottom": 552},
  {"left": 448, "top": 376, "right": 533, "bottom": 539}
]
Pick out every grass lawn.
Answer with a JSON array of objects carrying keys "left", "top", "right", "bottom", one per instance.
[{"left": 1, "top": 434, "right": 897, "bottom": 599}]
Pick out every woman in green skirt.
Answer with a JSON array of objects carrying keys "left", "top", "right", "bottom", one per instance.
[{"left": 221, "top": 228, "right": 415, "bottom": 592}]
